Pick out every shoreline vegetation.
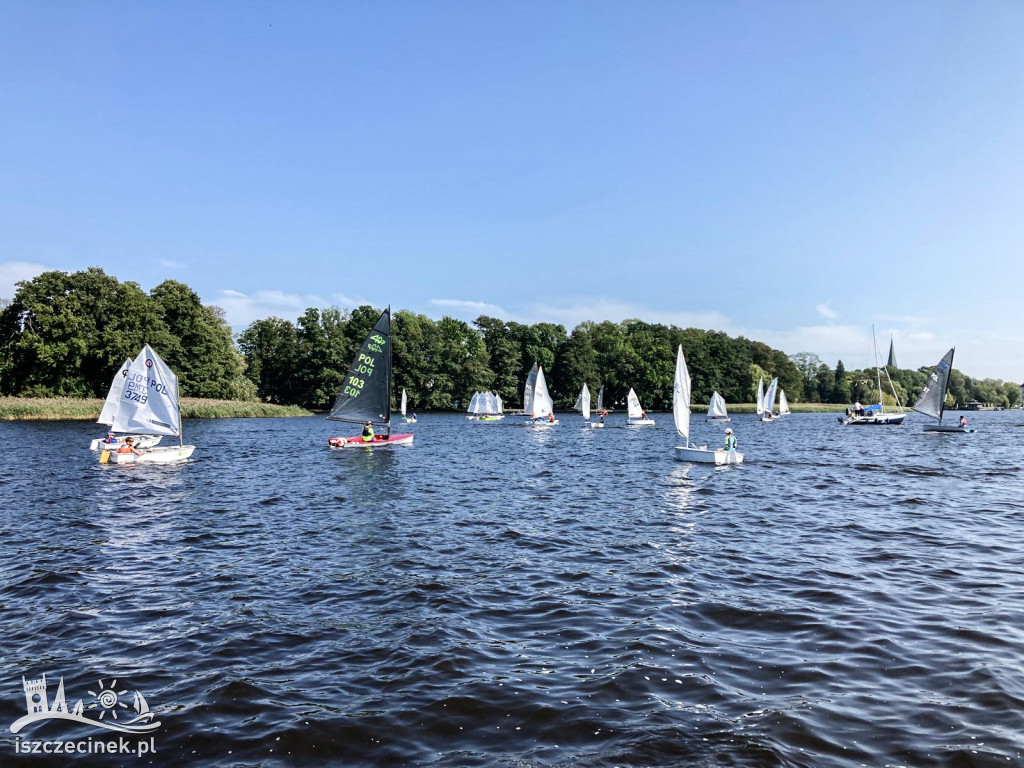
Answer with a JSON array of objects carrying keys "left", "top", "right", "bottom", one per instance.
[
  {"left": 0, "top": 397, "right": 313, "bottom": 421},
  {"left": 0, "top": 396, "right": 854, "bottom": 421}
]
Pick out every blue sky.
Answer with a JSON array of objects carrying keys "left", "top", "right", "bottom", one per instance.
[{"left": 2, "top": 2, "right": 1022, "bottom": 382}]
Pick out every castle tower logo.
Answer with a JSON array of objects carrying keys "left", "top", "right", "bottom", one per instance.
[{"left": 11, "top": 674, "right": 161, "bottom": 735}]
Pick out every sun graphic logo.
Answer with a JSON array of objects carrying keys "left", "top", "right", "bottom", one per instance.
[
  {"left": 11, "top": 673, "right": 161, "bottom": 735},
  {"left": 88, "top": 679, "right": 129, "bottom": 721}
]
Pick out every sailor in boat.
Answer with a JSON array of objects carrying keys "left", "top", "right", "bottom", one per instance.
[
  {"left": 117, "top": 437, "right": 145, "bottom": 456},
  {"left": 724, "top": 428, "right": 737, "bottom": 451},
  {"left": 959, "top": 415, "right": 968, "bottom": 428},
  {"left": 599, "top": 413, "right": 605, "bottom": 425},
  {"left": 641, "top": 410, "right": 647, "bottom": 420},
  {"left": 548, "top": 412, "right": 555, "bottom": 422},
  {"left": 362, "top": 421, "right": 374, "bottom": 443}
]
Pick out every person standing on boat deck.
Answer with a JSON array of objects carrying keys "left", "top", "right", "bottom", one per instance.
[
  {"left": 724, "top": 428, "right": 737, "bottom": 451},
  {"left": 362, "top": 421, "right": 374, "bottom": 442}
]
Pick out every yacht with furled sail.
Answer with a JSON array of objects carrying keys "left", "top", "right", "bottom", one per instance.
[
  {"left": 840, "top": 327, "right": 906, "bottom": 425},
  {"left": 326, "top": 307, "right": 414, "bottom": 448}
]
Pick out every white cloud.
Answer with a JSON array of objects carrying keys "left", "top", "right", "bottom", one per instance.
[
  {"left": 816, "top": 302, "right": 838, "bottom": 320},
  {"left": 0, "top": 261, "right": 51, "bottom": 301},
  {"left": 430, "top": 298, "right": 510, "bottom": 317},
  {"left": 214, "top": 289, "right": 331, "bottom": 328}
]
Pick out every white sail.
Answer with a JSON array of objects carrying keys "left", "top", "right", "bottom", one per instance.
[
  {"left": 596, "top": 385, "right": 604, "bottom": 412},
  {"left": 467, "top": 391, "right": 481, "bottom": 414},
  {"left": 756, "top": 378, "right": 765, "bottom": 416},
  {"left": 576, "top": 383, "right": 591, "bottom": 421},
  {"left": 495, "top": 394, "right": 503, "bottom": 413},
  {"left": 763, "top": 378, "right": 778, "bottom": 415},
  {"left": 531, "top": 366, "right": 553, "bottom": 419},
  {"left": 109, "top": 345, "right": 181, "bottom": 437},
  {"left": 523, "top": 363, "right": 538, "bottom": 415},
  {"left": 97, "top": 358, "right": 132, "bottom": 426},
  {"left": 482, "top": 391, "right": 498, "bottom": 414},
  {"left": 707, "top": 391, "right": 729, "bottom": 419},
  {"left": 627, "top": 388, "right": 643, "bottom": 419},
  {"left": 400, "top": 388, "right": 407, "bottom": 417},
  {"left": 673, "top": 345, "right": 691, "bottom": 443},
  {"left": 778, "top": 390, "right": 790, "bottom": 415}
]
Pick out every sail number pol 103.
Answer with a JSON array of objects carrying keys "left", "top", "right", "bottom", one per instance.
[{"left": 342, "top": 352, "right": 380, "bottom": 398}]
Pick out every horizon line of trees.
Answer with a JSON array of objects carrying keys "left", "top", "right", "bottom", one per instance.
[{"left": 1, "top": 269, "right": 1020, "bottom": 412}]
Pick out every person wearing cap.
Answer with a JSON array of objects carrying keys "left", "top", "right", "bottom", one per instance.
[
  {"left": 724, "top": 427, "right": 737, "bottom": 452},
  {"left": 102, "top": 432, "right": 118, "bottom": 445},
  {"left": 361, "top": 421, "right": 375, "bottom": 442}
]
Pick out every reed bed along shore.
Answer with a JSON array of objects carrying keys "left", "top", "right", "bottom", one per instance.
[{"left": 0, "top": 397, "right": 312, "bottom": 421}]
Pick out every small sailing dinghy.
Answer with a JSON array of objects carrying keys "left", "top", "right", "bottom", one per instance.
[
  {"left": 626, "top": 388, "right": 655, "bottom": 425},
  {"left": 574, "top": 383, "right": 598, "bottom": 427},
  {"left": 326, "top": 307, "right": 413, "bottom": 448},
  {"left": 100, "top": 345, "right": 195, "bottom": 464},
  {"left": 400, "top": 388, "right": 417, "bottom": 423},
  {"left": 706, "top": 391, "right": 731, "bottom": 422},
  {"left": 525, "top": 365, "right": 558, "bottom": 426},
  {"left": 475, "top": 392, "right": 504, "bottom": 422},
  {"left": 778, "top": 390, "right": 791, "bottom": 416},
  {"left": 674, "top": 345, "right": 743, "bottom": 465},
  {"left": 913, "top": 348, "right": 976, "bottom": 433},
  {"left": 90, "top": 357, "right": 162, "bottom": 451},
  {"left": 760, "top": 378, "right": 778, "bottom": 422}
]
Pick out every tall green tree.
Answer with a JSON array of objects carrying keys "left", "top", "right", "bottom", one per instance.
[
  {"left": 238, "top": 317, "right": 301, "bottom": 404},
  {"left": 0, "top": 268, "right": 173, "bottom": 396},
  {"left": 150, "top": 280, "right": 249, "bottom": 399}
]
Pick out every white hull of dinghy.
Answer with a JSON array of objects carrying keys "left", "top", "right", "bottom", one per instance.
[
  {"left": 90, "top": 435, "right": 162, "bottom": 451},
  {"left": 104, "top": 445, "right": 195, "bottom": 464},
  {"left": 627, "top": 419, "right": 656, "bottom": 426},
  {"left": 922, "top": 424, "right": 976, "bottom": 433},
  {"left": 674, "top": 446, "right": 744, "bottom": 465}
]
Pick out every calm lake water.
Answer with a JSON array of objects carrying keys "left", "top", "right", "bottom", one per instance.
[{"left": 2, "top": 411, "right": 1023, "bottom": 767}]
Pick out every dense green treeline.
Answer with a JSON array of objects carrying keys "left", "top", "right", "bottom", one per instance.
[
  {"left": 0, "top": 268, "right": 256, "bottom": 400},
  {"left": 240, "top": 309, "right": 806, "bottom": 411},
  {"left": 2, "top": 269, "right": 1019, "bottom": 411}
]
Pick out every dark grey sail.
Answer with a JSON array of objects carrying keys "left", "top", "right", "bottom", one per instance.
[
  {"left": 327, "top": 308, "right": 392, "bottom": 431},
  {"left": 912, "top": 347, "right": 954, "bottom": 422}
]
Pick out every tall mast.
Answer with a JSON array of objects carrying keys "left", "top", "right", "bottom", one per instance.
[{"left": 385, "top": 306, "right": 392, "bottom": 437}]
